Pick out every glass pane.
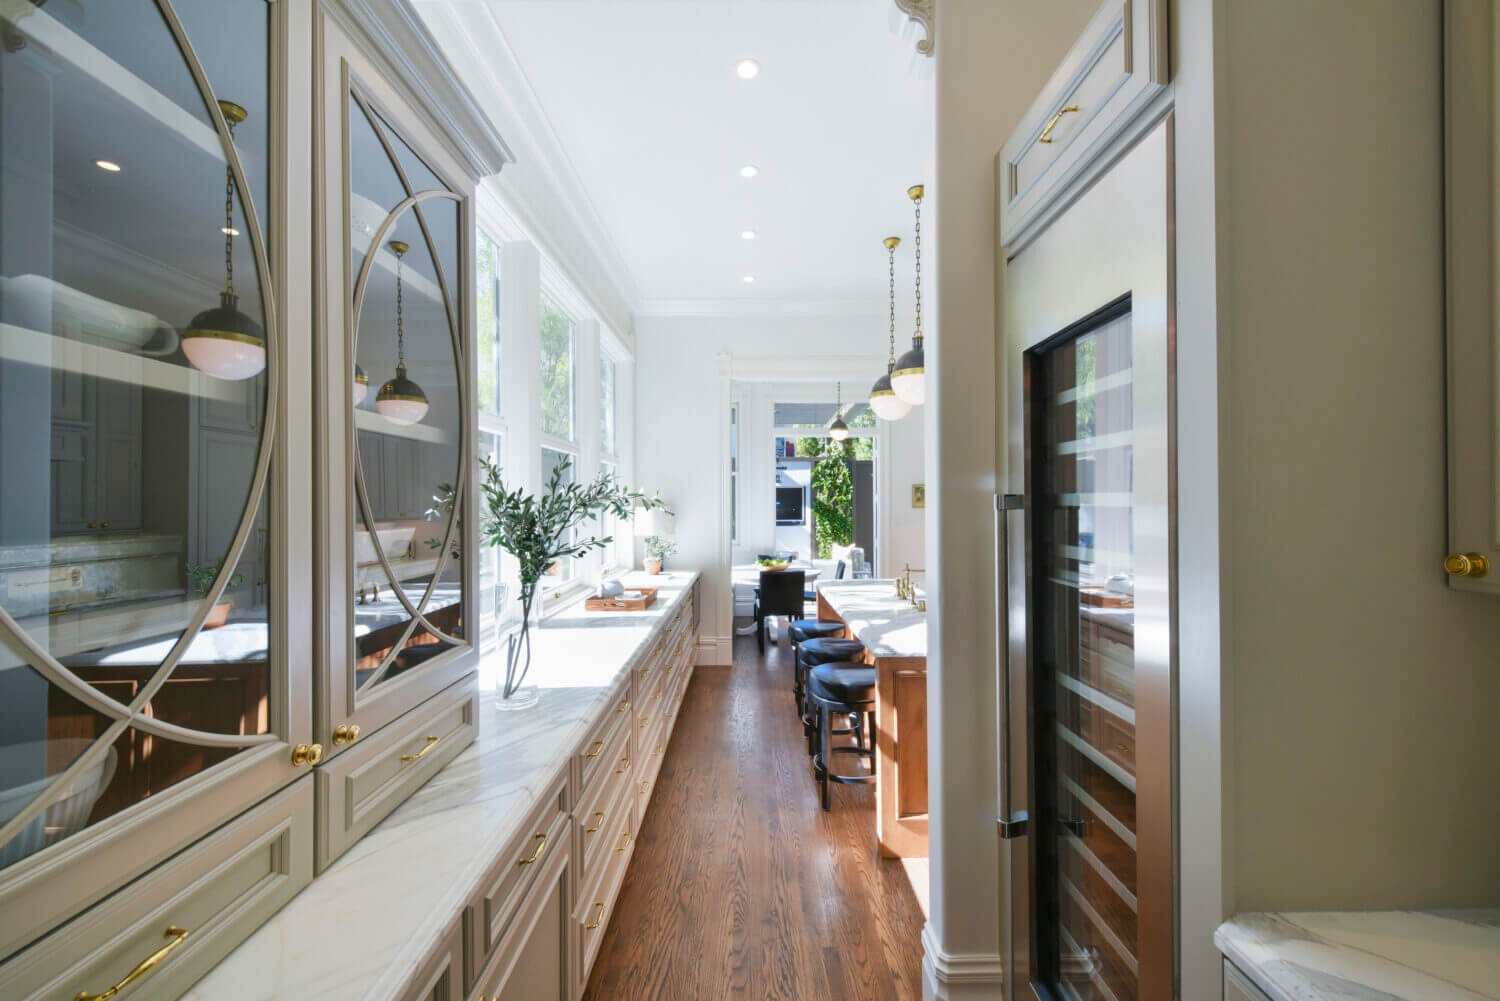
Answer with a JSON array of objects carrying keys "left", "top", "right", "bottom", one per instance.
[
  {"left": 540, "top": 447, "right": 576, "bottom": 583},
  {"left": 0, "top": 0, "right": 274, "bottom": 870},
  {"left": 1033, "top": 310, "right": 1137, "bottom": 1001},
  {"left": 539, "top": 297, "right": 574, "bottom": 440},
  {"left": 349, "top": 104, "right": 464, "bottom": 694},
  {"left": 600, "top": 355, "right": 616, "bottom": 455},
  {"left": 477, "top": 234, "right": 499, "bottom": 415}
]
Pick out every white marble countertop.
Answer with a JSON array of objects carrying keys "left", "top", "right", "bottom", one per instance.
[
  {"left": 1217, "top": 910, "right": 1500, "bottom": 1001},
  {"left": 816, "top": 579, "right": 926, "bottom": 660},
  {"left": 184, "top": 571, "right": 699, "bottom": 1001}
]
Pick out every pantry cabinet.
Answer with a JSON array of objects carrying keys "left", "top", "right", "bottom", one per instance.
[{"left": 0, "top": 0, "right": 507, "bottom": 995}]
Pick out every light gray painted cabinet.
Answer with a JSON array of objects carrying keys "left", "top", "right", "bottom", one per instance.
[
  {"left": 1223, "top": 959, "right": 1273, "bottom": 1001},
  {"left": 1444, "top": 0, "right": 1500, "bottom": 595},
  {"left": 0, "top": 0, "right": 507, "bottom": 995}
]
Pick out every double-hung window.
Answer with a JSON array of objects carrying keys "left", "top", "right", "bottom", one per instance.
[
  {"left": 475, "top": 232, "right": 506, "bottom": 632},
  {"left": 539, "top": 294, "right": 578, "bottom": 587}
]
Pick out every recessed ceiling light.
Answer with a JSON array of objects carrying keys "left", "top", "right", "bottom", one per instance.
[
  {"left": 736, "top": 58, "right": 760, "bottom": 80},
  {"left": 95, "top": 159, "right": 121, "bottom": 172},
  {"left": 739, "top": 165, "right": 759, "bottom": 179},
  {"left": 740, "top": 230, "right": 756, "bottom": 241},
  {"left": 221, "top": 226, "right": 240, "bottom": 237},
  {"left": 743, "top": 275, "right": 756, "bottom": 284}
]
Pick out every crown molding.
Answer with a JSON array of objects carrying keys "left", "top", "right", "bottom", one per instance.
[
  {"left": 637, "top": 297, "right": 884, "bottom": 320},
  {"left": 323, "top": 0, "right": 513, "bottom": 179},
  {"left": 413, "top": 1, "right": 640, "bottom": 332}
]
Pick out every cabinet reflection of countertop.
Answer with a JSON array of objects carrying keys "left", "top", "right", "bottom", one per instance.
[{"left": 1216, "top": 910, "right": 1500, "bottom": 1001}]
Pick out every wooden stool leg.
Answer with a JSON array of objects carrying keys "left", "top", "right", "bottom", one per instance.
[{"left": 819, "top": 700, "right": 832, "bottom": 811}]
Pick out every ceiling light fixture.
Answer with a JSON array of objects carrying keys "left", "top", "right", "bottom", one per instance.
[
  {"left": 736, "top": 58, "right": 760, "bottom": 79},
  {"left": 375, "top": 240, "right": 430, "bottom": 425},
  {"left": 221, "top": 226, "right": 240, "bottom": 237},
  {"left": 743, "top": 275, "right": 755, "bottom": 284},
  {"left": 829, "top": 382, "right": 850, "bottom": 441},
  {"left": 182, "top": 101, "right": 267, "bottom": 381},
  {"left": 739, "top": 165, "right": 759, "bottom": 179},
  {"left": 869, "top": 236, "right": 912, "bottom": 421},
  {"left": 740, "top": 230, "right": 756, "bottom": 241},
  {"left": 94, "top": 159, "right": 121, "bottom": 172},
  {"left": 891, "top": 184, "right": 926, "bottom": 406}
]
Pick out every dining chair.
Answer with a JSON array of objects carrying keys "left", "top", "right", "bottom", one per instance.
[{"left": 755, "top": 569, "right": 805, "bottom": 653}]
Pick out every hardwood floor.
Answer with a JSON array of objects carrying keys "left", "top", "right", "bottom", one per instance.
[{"left": 582, "top": 633, "right": 927, "bottom": 1001}]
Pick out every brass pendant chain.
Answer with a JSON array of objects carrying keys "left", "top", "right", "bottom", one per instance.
[
  {"left": 913, "top": 192, "right": 922, "bottom": 343},
  {"left": 395, "top": 250, "right": 405, "bottom": 368},
  {"left": 888, "top": 241, "right": 898, "bottom": 366},
  {"left": 223, "top": 120, "right": 236, "bottom": 296}
]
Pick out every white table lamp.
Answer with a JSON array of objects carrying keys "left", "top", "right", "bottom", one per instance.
[{"left": 634, "top": 507, "right": 676, "bottom": 538}]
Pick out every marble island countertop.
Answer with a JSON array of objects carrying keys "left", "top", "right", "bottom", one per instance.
[
  {"left": 816, "top": 579, "right": 926, "bottom": 659},
  {"left": 184, "top": 571, "right": 699, "bottom": 1001},
  {"left": 1217, "top": 910, "right": 1500, "bottom": 1001}
]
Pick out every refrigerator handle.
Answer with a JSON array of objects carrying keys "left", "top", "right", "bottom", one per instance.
[{"left": 996, "top": 493, "right": 1028, "bottom": 839}]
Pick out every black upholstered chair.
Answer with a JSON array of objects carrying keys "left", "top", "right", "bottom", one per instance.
[
  {"left": 754, "top": 569, "right": 805, "bottom": 653},
  {"left": 807, "top": 661, "right": 877, "bottom": 810},
  {"left": 797, "top": 636, "right": 866, "bottom": 750}
]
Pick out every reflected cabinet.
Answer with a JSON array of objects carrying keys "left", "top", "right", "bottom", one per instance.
[{"left": 0, "top": 0, "right": 506, "bottom": 997}]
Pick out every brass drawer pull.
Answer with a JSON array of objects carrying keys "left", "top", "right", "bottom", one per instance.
[
  {"left": 73, "top": 925, "right": 190, "bottom": 1001},
  {"left": 639, "top": 668, "right": 651, "bottom": 680},
  {"left": 584, "top": 901, "right": 606, "bottom": 930},
  {"left": 517, "top": 832, "right": 548, "bottom": 866},
  {"left": 1039, "top": 104, "right": 1079, "bottom": 144},
  {"left": 584, "top": 740, "right": 606, "bottom": 759},
  {"left": 616, "top": 700, "right": 631, "bottom": 714},
  {"left": 615, "top": 755, "right": 631, "bottom": 774},
  {"left": 290, "top": 743, "right": 323, "bottom": 766},
  {"left": 584, "top": 811, "right": 606, "bottom": 833},
  {"left": 615, "top": 831, "right": 632, "bottom": 853},
  {"left": 1445, "top": 552, "right": 1490, "bottom": 577},
  {"left": 400, "top": 735, "right": 440, "bottom": 762},
  {"left": 639, "top": 717, "right": 649, "bottom": 730},
  {"left": 655, "top": 744, "right": 665, "bottom": 756},
  {"left": 332, "top": 723, "right": 361, "bottom": 746}
]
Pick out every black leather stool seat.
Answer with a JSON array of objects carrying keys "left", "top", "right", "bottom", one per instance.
[
  {"left": 788, "top": 619, "right": 844, "bottom": 644},
  {"left": 808, "top": 662, "right": 877, "bottom": 703},
  {"left": 798, "top": 636, "right": 866, "bottom": 668}
]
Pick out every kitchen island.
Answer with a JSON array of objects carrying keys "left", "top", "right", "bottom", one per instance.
[{"left": 815, "top": 579, "right": 927, "bottom": 858}]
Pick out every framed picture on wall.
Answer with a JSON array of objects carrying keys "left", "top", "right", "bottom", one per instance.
[{"left": 912, "top": 484, "right": 925, "bottom": 508}]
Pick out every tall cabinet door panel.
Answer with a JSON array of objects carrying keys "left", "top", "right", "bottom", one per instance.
[{"left": 0, "top": 0, "right": 312, "bottom": 964}]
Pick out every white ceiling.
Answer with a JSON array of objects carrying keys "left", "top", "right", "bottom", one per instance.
[{"left": 428, "top": 0, "right": 932, "bottom": 311}]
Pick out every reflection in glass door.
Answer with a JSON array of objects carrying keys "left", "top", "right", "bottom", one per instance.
[{"left": 1030, "top": 303, "right": 1139, "bottom": 1001}]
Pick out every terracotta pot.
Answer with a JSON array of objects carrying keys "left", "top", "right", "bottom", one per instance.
[
  {"left": 645, "top": 558, "right": 663, "bottom": 575},
  {"left": 204, "top": 601, "right": 232, "bottom": 629}
]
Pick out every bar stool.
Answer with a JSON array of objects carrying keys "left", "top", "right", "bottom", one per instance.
[
  {"left": 807, "top": 661, "right": 877, "bottom": 810},
  {"left": 798, "top": 637, "right": 866, "bottom": 752},
  {"left": 788, "top": 620, "right": 846, "bottom": 715}
]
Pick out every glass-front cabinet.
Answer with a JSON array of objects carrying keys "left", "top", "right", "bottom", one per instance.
[{"left": 0, "top": 0, "right": 505, "bottom": 996}]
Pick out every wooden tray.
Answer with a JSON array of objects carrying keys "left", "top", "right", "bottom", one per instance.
[
  {"left": 1079, "top": 586, "right": 1134, "bottom": 608},
  {"left": 585, "top": 587, "right": 658, "bottom": 612}
]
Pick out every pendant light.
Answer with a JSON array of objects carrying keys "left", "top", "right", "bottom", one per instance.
[
  {"left": 182, "top": 101, "right": 267, "bottom": 381},
  {"left": 869, "top": 235, "right": 912, "bottom": 421},
  {"left": 375, "top": 241, "right": 430, "bottom": 425},
  {"left": 352, "top": 364, "right": 369, "bottom": 405},
  {"left": 829, "top": 382, "right": 850, "bottom": 441},
  {"left": 891, "top": 184, "right": 926, "bottom": 406}
]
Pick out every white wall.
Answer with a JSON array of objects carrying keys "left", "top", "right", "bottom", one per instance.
[{"left": 635, "top": 311, "right": 928, "bottom": 664}]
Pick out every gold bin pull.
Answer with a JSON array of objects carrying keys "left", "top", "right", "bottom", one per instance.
[
  {"left": 584, "top": 739, "right": 606, "bottom": 760},
  {"left": 584, "top": 901, "right": 607, "bottom": 930},
  {"left": 73, "top": 925, "right": 190, "bottom": 1001},
  {"left": 584, "top": 811, "right": 606, "bottom": 834},
  {"left": 1039, "top": 104, "right": 1079, "bottom": 144},
  {"left": 400, "top": 735, "right": 441, "bottom": 763},
  {"left": 517, "top": 832, "right": 548, "bottom": 866},
  {"left": 615, "top": 831, "right": 632, "bottom": 853}
]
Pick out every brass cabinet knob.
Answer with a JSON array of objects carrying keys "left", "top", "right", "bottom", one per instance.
[
  {"left": 290, "top": 743, "right": 323, "bottom": 766},
  {"left": 332, "top": 723, "right": 361, "bottom": 746},
  {"left": 1445, "top": 552, "right": 1490, "bottom": 578}
]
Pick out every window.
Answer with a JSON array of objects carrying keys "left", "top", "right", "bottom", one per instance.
[
  {"left": 477, "top": 233, "right": 501, "bottom": 415},
  {"left": 478, "top": 430, "right": 506, "bottom": 625},
  {"left": 730, "top": 403, "right": 739, "bottom": 543},
  {"left": 539, "top": 295, "right": 575, "bottom": 441},
  {"left": 600, "top": 458, "right": 621, "bottom": 568},
  {"left": 540, "top": 445, "right": 577, "bottom": 584},
  {"left": 600, "top": 355, "right": 617, "bottom": 457}
]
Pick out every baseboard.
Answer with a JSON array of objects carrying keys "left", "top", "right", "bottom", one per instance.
[
  {"left": 922, "top": 923, "right": 1006, "bottom": 1001},
  {"left": 695, "top": 634, "right": 732, "bottom": 666}
]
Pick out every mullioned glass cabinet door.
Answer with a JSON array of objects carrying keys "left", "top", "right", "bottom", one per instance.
[
  {"left": 0, "top": 0, "right": 310, "bottom": 960},
  {"left": 315, "top": 15, "right": 476, "bottom": 755}
]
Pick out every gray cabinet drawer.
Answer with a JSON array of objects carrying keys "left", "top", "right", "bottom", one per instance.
[
  {"left": 0, "top": 777, "right": 313, "bottom": 1001},
  {"left": 317, "top": 677, "right": 478, "bottom": 869},
  {"left": 398, "top": 921, "right": 463, "bottom": 1001},
  {"left": 1224, "top": 959, "right": 1274, "bottom": 1001},
  {"left": 575, "top": 802, "right": 635, "bottom": 984},
  {"left": 577, "top": 681, "right": 631, "bottom": 794},
  {"left": 466, "top": 769, "right": 570, "bottom": 992},
  {"left": 470, "top": 835, "right": 572, "bottom": 1001}
]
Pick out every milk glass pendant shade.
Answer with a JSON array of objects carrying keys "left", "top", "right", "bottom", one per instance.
[
  {"left": 375, "top": 241, "right": 429, "bottom": 425},
  {"left": 352, "top": 364, "right": 369, "bottom": 405},
  {"left": 892, "top": 184, "right": 926, "bottom": 406},
  {"left": 870, "top": 235, "right": 912, "bottom": 421},
  {"left": 829, "top": 382, "right": 850, "bottom": 441},
  {"left": 183, "top": 101, "right": 266, "bottom": 381}
]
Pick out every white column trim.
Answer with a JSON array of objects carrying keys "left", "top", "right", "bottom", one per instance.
[{"left": 921, "top": 924, "right": 1005, "bottom": 1001}]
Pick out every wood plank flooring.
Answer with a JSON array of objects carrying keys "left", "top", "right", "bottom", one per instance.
[{"left": 582, "top": 633, "right": 927, "bottom": 1001}]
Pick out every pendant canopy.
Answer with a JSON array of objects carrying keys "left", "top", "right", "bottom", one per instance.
[
  {"left": 892, "top": 184, "right": 926, "bottom": 406},
  {"left": 183, "top": 101, "right": 266, "bottom": 381},
  {"left": 374, "top": 240, "right": 429, "bottom": 425},
  {"left": 870, "top": 235, "right": 912, "bottom": 420}
]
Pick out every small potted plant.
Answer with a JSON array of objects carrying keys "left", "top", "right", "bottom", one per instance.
[
  {"left": 644, "top": 536, "right": 677, "bottom": 575},
  {"left": 479, "top": 457, "right": 670, "bottom": 708},
  {"left": 186, "top": 558, "right": 246, "bottom": 629}
]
